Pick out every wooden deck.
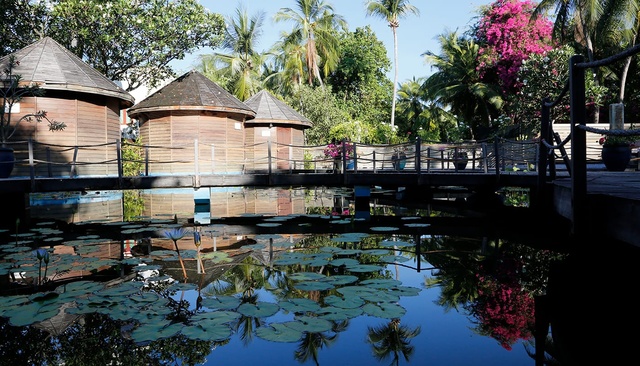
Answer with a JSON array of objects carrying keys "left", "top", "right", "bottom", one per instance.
[{"left": 551, "top": 171, "right": 640, "bottom": 247}]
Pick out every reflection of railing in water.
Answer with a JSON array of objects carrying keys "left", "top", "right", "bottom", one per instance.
[{"left": 5, "top": 137, "right": 540, "bottom": 179}]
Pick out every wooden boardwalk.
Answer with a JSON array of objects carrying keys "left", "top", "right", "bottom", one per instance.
[{"left": 551, "top": 171, "right": 640, "bottom": 247}]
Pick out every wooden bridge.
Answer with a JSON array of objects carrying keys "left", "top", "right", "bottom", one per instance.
[{"left": 0, "top": 138, "right": 542, "bottom": 194}]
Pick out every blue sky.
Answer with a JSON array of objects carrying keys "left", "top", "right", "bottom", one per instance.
[{"left": 172, "top": 0, "right": 494, "bottom": 83}]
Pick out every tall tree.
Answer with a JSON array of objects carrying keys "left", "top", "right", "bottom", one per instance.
[
  {"left": 365, "top": 0, "right": 420, "bottom": 130},
  {"left": 47, "top": 0, "right": 225, "bottom": 91},
  {"left": 326, "top": 26, "right": 392, "bottom": 128},
  {"left": 422, "top": 31, "right": 503, "bottom": 140},
  {"left": 274, "top": 0, "right": 348, "bottom": 86},
  {"left": 199, "top": 6, "right": 267, "bottom": 101},
  {"left": 0, "top": 0, "right": 49, "bottom": 56}
]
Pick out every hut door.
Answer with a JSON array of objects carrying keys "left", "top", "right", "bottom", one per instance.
[{"left": 277, "top": 128, "right": 291, "bottom": 170}]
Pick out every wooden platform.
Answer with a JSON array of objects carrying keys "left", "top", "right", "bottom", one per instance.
[{"left": 552, "top": 171, "right": 640, "bottom": 247}]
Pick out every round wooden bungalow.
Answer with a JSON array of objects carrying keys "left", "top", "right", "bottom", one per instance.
[
  {"left": 244, "top": 90, "right": 312, "bottom": 171},
  {"left": 0, "top": 37, "right": 134, "bottom": 177},
  {"left": 127, "top": 70, "right": 257, "bottom": 175}
]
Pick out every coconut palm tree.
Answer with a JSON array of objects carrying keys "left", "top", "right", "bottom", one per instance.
[
  {"left": 365, "top": 0, "right": 420, "bottom": 130},
  {"left": 199, "top": 6, "right": 266, "bottom": 101},
  {"left": 274, "top": 0, "right": 347, "bottom": 87},
  {"left": 421, "top": 31, "right": 503, "bottom": 141},
  {"left": 366, "top": 318, "right": 421, "bottom": 365}
]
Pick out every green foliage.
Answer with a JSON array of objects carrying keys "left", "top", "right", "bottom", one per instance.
[
  {"left": 327, "top": 26, "right": 392, "bottom": 126},
  {"left": 47, "top": 0, "right": 225, "bottom": 91},
  {"left": 0, "top": 0, "right": 50, "bottom": 56},
  {"left": 121, "top": 139, "right": 144, "bottom": 221},
  {"left": 285, "top": 84, "right": 350, "bottom": 145}
]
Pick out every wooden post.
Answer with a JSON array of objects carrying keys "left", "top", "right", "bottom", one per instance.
[
  {"left": 194, "top": 139, "right": 200, "bottom": 188},
  {"left": 116, "top": 139, "right": 122, "bottom": 188},
  {"left": 28, "top": 139, "right": 35, "bottom": 191},
  {"left": 569, "top": 54, "right": 587, "bottom": 238},
  {"left": 415, "top": 137, "right": 421, "bottom": 174},
  {"left": 71, "top": 146, "right": 78, "bottom": 177}
]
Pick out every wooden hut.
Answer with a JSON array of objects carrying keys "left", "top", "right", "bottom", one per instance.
[
  {"left": 127, "top": 70, "right": 256, "bottom": 175},
  {"left": 0, "top": 37, "right": 134, "bottom": 177},
  {"left": 244, "top": 90, "right": 312, "bottom": 171}
]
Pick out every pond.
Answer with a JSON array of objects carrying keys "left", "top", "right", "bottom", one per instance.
[{"left": 0, "top": 187, "right": 638, "bottom": 365}]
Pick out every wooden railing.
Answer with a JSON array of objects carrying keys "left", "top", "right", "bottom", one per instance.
[{"left": 3, "top": 137, "right": 542, "bottom": 180}]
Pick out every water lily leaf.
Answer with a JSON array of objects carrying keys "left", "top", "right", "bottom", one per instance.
[
  {"left": 404, "top": 223, "right": 431, "bottom": 227},
  {"left": 255, "top": 323, "right": 303, "bottom": 343},
  {"left": 360, "top": 291, "right": 400, "bottom": 303},
  {"left": 201, "top": 251, "right": 231, "bottom": 263},
  {"left": 201, "top": 296, "right": 241, "bottom": 310},
  {"left": 321, "top": 275, "right": 358, "bottom": 285},
  {"left": 330, "top": 258, "right": 359, "bottom": 267},
  {"left": 338, "top": 286, "right": 378, "bottom": 297},
  {"left": 288, "top": 272, "right": 326, "bottom": 281},
  {"left": 181, "top": 323, "right": 232, "bottom": 341},
  {"left": 388, "top": 286, "right": 422, "bottom": 297},
  {"left": 360, "top": 279, "right": 402, "bottom": 288},
  {"left": 380, "top": 255, "right": 411, "bottom": 263},
  {"left": 344, "top": 264, "right": 384, "bottom": 273},
  {"left": 191, "top": 310, "right": 240, "bottom": 323},
  {"left": 362, "top": 302, "right": 406, "bottom": 319},
  {"left": 333, "top": 248, "right": 361, "bottom": 255},
  {"left": 169, "top": 282, "right": 197, "bottom": 291},
  {"left": 279, "top": 298, "right": 322, "bottom": 314},
  {"left": 370, "top": 226, "right": 399, "bottom": 232},
  {"left": 237, "top": 302, "right": 279, "bottom": 318},
  {"left": 7, "top": 301, "right": 59, "bottom": 327},
  {"left": 379, "top": 239, "right": 412, "bottom": 248},
  {"left": 131, "top": 321, "right": 182, "bottom": 343},
  {"left": 129, "top": 292, "right": 160, "bottom": 303},
  {"left": 362, "top": 249, "right": 390, "bottom": 255},
  {"left": 284, "top": 316, "right": 333, "bottom": 333},
  {"left": 324, "top": 294, "right": 364, "bottom": 309},
  {"left": 317, "top": 306, "right": 363, "bottom": 321},
  {"left": 294, "top": 281, "right": 334, "bottom": 292}
]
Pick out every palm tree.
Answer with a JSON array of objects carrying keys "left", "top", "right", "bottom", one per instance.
[
  {"left": 199, "top": 6, "right": 266, "bottom": 101},
  {"left": 421, "top": 31, "right": 503, "bottom": 140},
  {"left": 274, "top": 0, "right": 348, "bottom": 87},
  {"left": 365, "top": 0, "right": 420, "bottom": 130}
]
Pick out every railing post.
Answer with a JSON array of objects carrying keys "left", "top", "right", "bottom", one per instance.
[
  {"left": 373, "top": 151, "right": 377, "bottom": 172},
  {"left": 569, "top": 54, "right": 587, "bottom": 238},
  {"left": 70, "top": 146, "right": 78, "bottom": 178},
  {"left": 116, "top": 139, "right": 122, "bottom": 187},
  {"left": 46, "top": 147, "right": 52, "bottom": 177},
  {"left": 493, "top": 139, "right": 500, "bottom": 176},
  {"left": 353, "top": 143, "right": 358, "bottom": 172},
  {"left": 268, "top": 138, "right": 272, "bottom": 176},
  {"left": 537, "top": 98, "right": 551, "bottom": 207},
  {"left": 194, "top": 139, "right": 200, "bottom": 188},
  {"left": 28, "top": 139, "right": 35, "bottom": 191},
  {"left": 143, "top": 144, "right": 149, "bottom": 176},
  {"left": 415, "top": 137, "right": 421, "bottom": 174}
]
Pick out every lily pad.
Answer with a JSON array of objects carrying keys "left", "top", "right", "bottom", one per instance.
[
  {"left": 237, "top": 302, "right": 279, "bottom": 318},
  {"left": 362, "top": 302, "right": 407, "bottom": 319},
  {"left": 284, "top": 315, "right": 333, "bottom": 333},
  {"left": 255, "top": 323, "right": 303, "bottom": 343}
]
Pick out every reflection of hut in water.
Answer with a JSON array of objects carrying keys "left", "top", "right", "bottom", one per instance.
[
  {"left": 0, "top": 37, "right": 134, "bottom": 177},
  {"left": 127, "top": 70, "right": 256, "bottom": 174},
  {"left": 139, "top": 187, "right": 307, "bottom": 220},
  {"left": 243, "top": 90, "right": 312, "bottom": 171}
]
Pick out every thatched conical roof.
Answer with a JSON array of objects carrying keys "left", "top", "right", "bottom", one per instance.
[
  {"left": 0, "top": 37, "right": 134, "bottom": 107},
  {"left": 127, "top": 70, "right": 256, "bottom": 119},
  {"left": 244, "top": 90, "right": 312, "bottom": 128}
]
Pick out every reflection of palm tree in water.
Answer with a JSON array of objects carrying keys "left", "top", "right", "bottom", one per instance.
[
  {"left": 294, "top": 320, "right": 348, "bottom": 366},
  {"left": 366, "top": 318, "right": 421, "bottom": 365}
]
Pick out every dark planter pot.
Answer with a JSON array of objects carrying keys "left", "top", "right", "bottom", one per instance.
[
  {"left": 0, "top": 147, "right": 15, "bottom": 178},
  {"left": 453, "top": 154, "right": 468, "bottom": 170},
  {"left": 391, "top": 153, "right": 407, "bottom": 170},
  {"left": 602, "top": 145, "right": 631, "bottom": 171}
]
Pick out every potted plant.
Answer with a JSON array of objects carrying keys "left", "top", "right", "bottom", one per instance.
[
  {"left": 391, "top": 146, "right": 407, "bottom": 170},
  {"left": 452, "top": 149, "right": 469, "bottom": 170},
  {"left": 598, "top": 134, "right": 635, "bottom": 171},
  {"left": 324, "top": 139, "right": 354, "bottom": 172},
  {"left": 0, "top": 55, "right": 66, "bottom": 178}
]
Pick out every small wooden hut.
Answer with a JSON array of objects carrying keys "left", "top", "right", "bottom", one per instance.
[
  {"left": 0, "top": 37, "right": 134, "bottom": 177},
  {"left": 127, "top": 70, "right": 256, "bottom": 174},
  {"left": 244, "top": 90, "right": 312, "bottom": 170}
]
